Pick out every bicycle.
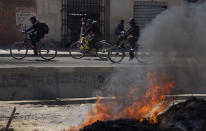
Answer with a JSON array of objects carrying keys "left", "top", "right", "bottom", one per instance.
[
  {"left": 108, "top": 33, "right": 152, "bottom": 64},
  {"left": 69, "top": 36, "right": 112, "bottom": 59},
  {"left": 10, "top": 31, "right": 57, "bottom": 60}
]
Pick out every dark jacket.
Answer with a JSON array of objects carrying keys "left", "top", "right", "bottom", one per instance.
[
  {"left": 84, "top": 23, "right": 101, "bottom": 37},
  {"left": 26, "top": 21, "right": 45, "bottom": 36},
  {"left": 115, "top": 23, "right": 125, "bottom": 35},
  {"left": 126, "top": 24, "right": 140, "bottom": 38}
]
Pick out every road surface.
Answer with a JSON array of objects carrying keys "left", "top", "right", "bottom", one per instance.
[{"left": 0, "top": 55, "right": 205, "bottom": 68}]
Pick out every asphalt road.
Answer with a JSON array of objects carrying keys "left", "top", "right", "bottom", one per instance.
[{"left": 0, "top": 55, "right": 205, "bottom": 68}]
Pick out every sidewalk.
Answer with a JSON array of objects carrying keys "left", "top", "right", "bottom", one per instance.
[
  {"left": 0, "top": 49, "right": 70, "bottom": 57},
  {"left": 1, "top": 49, "right": 206, "bottom": 58}
]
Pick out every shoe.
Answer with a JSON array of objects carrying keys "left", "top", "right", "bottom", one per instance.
[{"left": 129, "top": 51, "right": 134, "bottom": 61}]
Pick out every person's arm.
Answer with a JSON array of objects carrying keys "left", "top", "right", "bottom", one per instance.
[
  {"left": 84, "top": 26, "right": 92, "bottom": 36},
  {"left": 25, "top": 25, "right": 34, "bottom": 33},
  {"left": 125, "top": 28, "right": 132, "bottom": 37}
]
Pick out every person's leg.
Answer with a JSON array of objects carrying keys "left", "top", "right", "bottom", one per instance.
[
  {"left": 128, "top": 37, "right": 137, "bottom": 60},
  {"left": 33, "top": 34, "right": 42, "bottom": 56},
  {"left": 29, "top": 34, "right": 38, "bottom": 56},
  {"left": 89, "top": 36, "right": 97, "bottom": 50}
]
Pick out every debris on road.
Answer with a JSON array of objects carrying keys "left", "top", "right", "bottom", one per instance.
[{"left": 79, "top": 98, "right": 206, "bottom": 131}]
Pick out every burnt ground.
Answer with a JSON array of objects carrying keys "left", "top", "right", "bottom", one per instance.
[{"left": 159, "top": 97, "right": 206, "bottom": 131}]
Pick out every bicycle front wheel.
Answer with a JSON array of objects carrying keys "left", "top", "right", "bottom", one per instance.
[
  {"left": 39, "top": 43, "right": 57, "bottom": 60},
  {"left": 69, "top": 42, "right": 86, "bottom": 59},
  {"left": 108, "top": 46, "right": 125, "bottom": 63},
  {"left": 136, "top": 46, "right": 152, "bottom": 64},
  {"left": 10, "top": 43, "right": 28, "bottom": 60}
]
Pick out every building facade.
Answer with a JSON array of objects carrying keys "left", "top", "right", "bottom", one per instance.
[
  {"left": 0, "top": 0, "right": 36, "bottom": 45},
  {"left": 0, "top": 0, "right": 185, "bottom": 47}
]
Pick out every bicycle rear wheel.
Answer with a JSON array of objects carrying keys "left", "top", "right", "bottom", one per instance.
[
  {"left": 10, "top": 43, "right": 28, "bottom": 60},
  {"left": 135, "top": 46, "right": 152, "bottom": 64},
  {"left": 39, "top": 43, "right": 57, "bottom": 60},
  {"left": 96, "top": 41, "right": 111, "bottom": 59},
  {"left": 108, "top": 46, "right": 125, "bottom": 63},
  {"left": 69, "top": 41, "right": 86, "bottom": 59}
]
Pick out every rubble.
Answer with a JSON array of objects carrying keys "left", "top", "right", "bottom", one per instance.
[
  {"left": 80, "top": 98, "right": 206, "bottom": 131},
  {"left": 159, "top": 97, "right": 206, "bottom": 131}
]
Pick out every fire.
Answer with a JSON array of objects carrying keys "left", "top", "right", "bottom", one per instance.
[{"left": 67, "top": 72, "right": 176, "bottom": 131}]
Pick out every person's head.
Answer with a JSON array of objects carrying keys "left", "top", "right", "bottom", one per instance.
[
  {"left": 87, "top": 19, "right": 92, "bottom": 26},
  {"left": 81, "top": 17, "right": 86, "bottom": 23},
  {"left": 129, "top": 18, "right": 136, "bottom": 26},
  {"left": 30, "top": 16, "right": 37, "bottom": 24},
  {"left": 120, "top": 20, "right": 124, "bottom": 25}
]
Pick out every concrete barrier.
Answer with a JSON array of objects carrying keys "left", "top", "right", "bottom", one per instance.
[
  {"left": 0, "top": 67, "right": 113, "bottom": 100},
  {"left": 0, "top": 64, "right": 206, "bottom": 100}
]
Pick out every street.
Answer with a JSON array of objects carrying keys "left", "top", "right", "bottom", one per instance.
[{"left": 0, "top": 55, "right": 206, "bottom": 68}]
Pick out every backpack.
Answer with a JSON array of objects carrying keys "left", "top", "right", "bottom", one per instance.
[
  {"left": 41, "top": 23, "right": 49, "bottom": 34},
  {"left": 114, "top": 25, "right": 120, "bottom": 35}
]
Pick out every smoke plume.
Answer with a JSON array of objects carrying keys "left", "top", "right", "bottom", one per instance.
[{"left": 98, "top": 2, "right": 206, "bottom": 99}]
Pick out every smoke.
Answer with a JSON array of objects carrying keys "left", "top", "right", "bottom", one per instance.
[
  {"left": 97, "top": 2, "right": 206, "bottom": 99},
  {"left": 140, "top": 2, "right": 206, "bottom": 56}
]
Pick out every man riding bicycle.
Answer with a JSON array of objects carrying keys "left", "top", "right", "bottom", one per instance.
[
  {"left": 125, "top": 18, "right": 140, "bottom": 60},
  {"left": 26, "top": 16, "right": 46, "bottom": 56},
  {"left": 83, "top": 20, "right": 101, "bottom": 51}
]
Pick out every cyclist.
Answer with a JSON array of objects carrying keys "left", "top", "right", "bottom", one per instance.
[
  {"left": 125, "top": 18, "right": 140, "bottom": 60},
  {"left": 26, "top": 16, "right": 46, "bottom": 56},
  {"left": 114, "top": 20, "right": 125, "bottom": 36},
  {"left": 83, "top": 20, "right": 101, "bottom": 50}
]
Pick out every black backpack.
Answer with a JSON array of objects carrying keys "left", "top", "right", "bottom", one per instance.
[
  {"left": 41, "top": 23, "right": 49, "bottom": 34},
  {"left": 114, "top": 25, "right": 120, "bottom": 35}
]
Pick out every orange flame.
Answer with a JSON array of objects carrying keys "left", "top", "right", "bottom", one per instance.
[{"left": 67, "top": 72, "right": 176, "bottom": 131}]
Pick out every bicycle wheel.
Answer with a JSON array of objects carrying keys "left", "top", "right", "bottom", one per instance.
[
  {"left": 69, "top": 41, "right": 86, "bottom": 59},
  {"left": 108, "top": 46, "right": 125, "bottom": 63},
  {"left": 39, "top": 43, "right": 57, "bottom": 60},
  {"left": 96, "top": 41, "right": 111, "bottom": 59},
  {"left": 135, "top": 46, "right": 152, "bottom": 64},
  {"left": 10, "top": 43, "right": 28, "bottom": 60}
]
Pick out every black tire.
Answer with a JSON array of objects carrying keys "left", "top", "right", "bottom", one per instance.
[
  {"left": 69, "top": 41, "right": 86, "bottom": 59},
  {"left": 39, "top": 43, "right": 57, "bottom": 60},
  {"left": 96, "top": 41, "right": 111, "bottom": 59},
  {"left": 135, "top": 46, "right": 152, "bottom": 64},
  {"left": 10, "top": 43, "right": 28, "bottom": 60},
  {"left": 108, "top": 46, "right": 125, "bottom": 63}
]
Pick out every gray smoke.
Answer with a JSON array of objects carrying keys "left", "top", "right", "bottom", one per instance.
[
  {"left": 97, "top": 2, "right": 206, "bottom": 99},
  {"left": 140, "top": 2, "right": 206, "bottom": 56}
]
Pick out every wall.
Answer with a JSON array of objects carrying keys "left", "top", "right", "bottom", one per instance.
[
  {"left": 0, "top": 65, "right": 206, "bottom": 100},
  {"left": 0, "top": 67, "right": 113, "bottom": 100},
  {"left": 109, "top": 0, "right": 134, "bottom": 41},
  {"left": 36, "top": 0, "right": 62, "bottom": 44},
  {"left": 0, "top": 0, "right": 36, "bottom": 45}
]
